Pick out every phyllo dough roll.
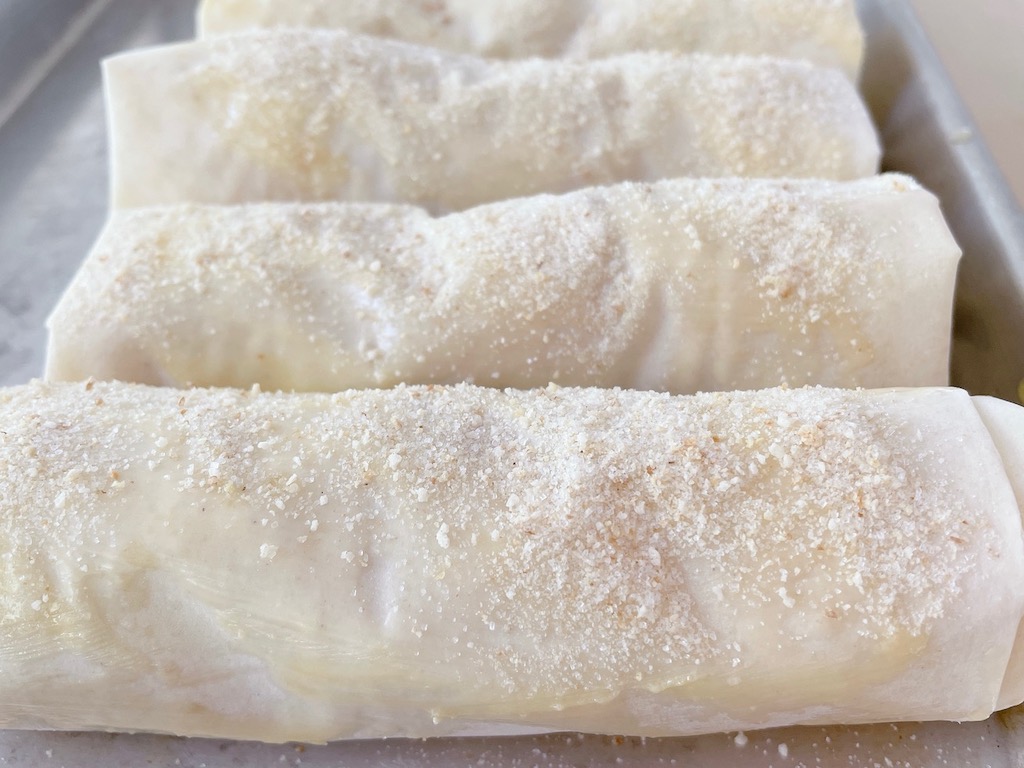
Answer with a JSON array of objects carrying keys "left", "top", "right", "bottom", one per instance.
[
  {"left": 197, "top": 0, "right": 864, "bottom": 79},
  {"left": 104, "top": 31, "right": 879, "bottom": 211},
  {"left": 1, "top": 380, "right": 1023, "bottom": 743},
  {"left": 46, "top": 176, "right": 959, "bottom": 393}
]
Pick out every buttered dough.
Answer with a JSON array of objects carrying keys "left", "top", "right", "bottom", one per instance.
[
  {"left": 103, "top": 31, "right": 879, "bottom": 211},
  {"left": 197, "top": 0, "right": 864, "bottom": 79},
  {"left": 0, "top": 381, "right": 1022, "bottom": 742},
  {"left": 47, "top": 176, "right": 959, "bottom": 393}
]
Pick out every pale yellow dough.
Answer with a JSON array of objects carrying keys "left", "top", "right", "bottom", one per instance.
[
  {"left": 104, "top": 31, "right": 879, "bottom": 211},
  {"left": 197, "top": 0, "right": 864, "bottom": 79},
  {"left": 0, "top": 381, "right": 1022, "bottom": 742},
  {"left": 47, "top": 176, "right": 953, "bottom": 393}
]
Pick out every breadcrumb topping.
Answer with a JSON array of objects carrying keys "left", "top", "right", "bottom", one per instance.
[
  {"left": 107, "top": 30, "right": 878, "bottom": 209},
  {"left": 47, "top": 176, "right": 956, "bottom": 392},
  {"left": 199, "top": 0, "right": 864, "bottom": 78},
  {"left": 0, "top": 381, "right": 991, "bottom": 718}
]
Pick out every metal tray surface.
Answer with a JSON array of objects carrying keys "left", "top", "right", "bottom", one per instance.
[
  {"left": 1, "top": 0, "right": 1023, "bottom": 765},
  {"left": 858, "top": 0, "right": 1024, "bottom": 405},
  {"left": 0, "top": 0, "right": 192, "bottom": 387}
]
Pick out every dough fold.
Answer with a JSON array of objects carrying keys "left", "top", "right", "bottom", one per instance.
[
  {"left": 46, "top": 176, "right": 955, "bottom": 393},
  {"left": 1, "top": 380, "right": 1022, "bottom": 742},
  {"left": 196, "top": 0, "right": 864, "bottom": 79},
  {"left": 104, "top": 31, "right": 879, "bottom": 211}
]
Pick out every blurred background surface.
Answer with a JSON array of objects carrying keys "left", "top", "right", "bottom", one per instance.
[{"left": 910, "top": 0, "right": 1024, "bottom": 205}]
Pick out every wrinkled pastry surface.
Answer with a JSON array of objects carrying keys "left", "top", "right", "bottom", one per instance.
[
  {"left": 104, "top": 31, "right": 879, "bottom": 211},
  {"left": 0, "top": 381, "right": 1021, "bottom": 742},
  {"left": 46, "top": 176, "right": 954, "bottom": 393},
  {"left": 197, "top": 0, "right": 863, "bottom": 79}
]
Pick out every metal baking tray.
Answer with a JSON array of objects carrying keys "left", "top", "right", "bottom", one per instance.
[
  {"left": 1, "top": 0, "right": 1023, "bottom": 765},
  {"left": 858, "top": 0, "right": 1024, "bottom": 405}
]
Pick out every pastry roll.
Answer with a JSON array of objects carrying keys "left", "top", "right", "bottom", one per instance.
[
  {"left": 46, "top": 176, "right": 959, "bottom": 393},
  {"left": 0, "top": 380, "right": 1022, "bottom": 742},
  {"left": 104, "top": 31, "right": 879, "bottom": 211},
  {"left": 196, "top": 0, "right": 864, "bottom": 79}
]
